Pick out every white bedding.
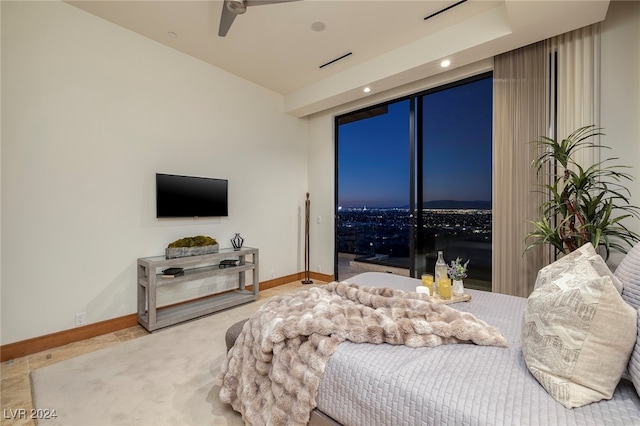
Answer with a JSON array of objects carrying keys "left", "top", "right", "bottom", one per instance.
[{"left": 314, "top": 272, "right": 640, "bottom": 426}]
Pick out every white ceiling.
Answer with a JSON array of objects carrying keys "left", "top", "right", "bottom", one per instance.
[{"left": 67, "top": 0, "right": 610, "bottom": 117}]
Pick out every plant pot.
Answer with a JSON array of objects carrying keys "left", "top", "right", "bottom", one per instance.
[{"left": 166, "top": 243, "right": 219, "bottom": 259}]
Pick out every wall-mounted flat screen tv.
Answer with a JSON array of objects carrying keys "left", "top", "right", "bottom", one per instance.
[{"left": 156, "top": 173, "right": 228, "bottom": 218}]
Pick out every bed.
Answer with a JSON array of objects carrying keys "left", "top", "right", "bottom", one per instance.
[
  {"left": 311, "top": 272, "right": 640, "bottom": 425},
  {"left": 220, "top": 243, "right": 640, "bottom": 426}
]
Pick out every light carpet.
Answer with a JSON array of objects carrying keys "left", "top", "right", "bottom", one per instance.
[{"left": 31, "top": 285, "right": 308, "bottom": 426}]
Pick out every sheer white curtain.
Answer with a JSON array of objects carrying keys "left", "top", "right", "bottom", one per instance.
[
  {"left": 550, "top": 24, "right": 602, "bottom": 167},
  {"left": 493, "top": 41, "right": 548, "bottom": 297},
  {"left": 492, "top": 24, "right": 601, "bottom": 297}
]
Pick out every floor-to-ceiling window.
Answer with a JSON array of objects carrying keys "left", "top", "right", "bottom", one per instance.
[
  {"left": 415, "top": 75, "right": 492, "bottom": 290},
  {"left": 336, "top": 100, "right": 412, "bottom": 277},
  {"left": 336, "top": 73, "right": 492, "bottom": 291}
]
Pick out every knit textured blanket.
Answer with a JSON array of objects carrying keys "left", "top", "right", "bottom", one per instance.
[{"left": 216, "top": 282, "right": 508, "bottom": 425}]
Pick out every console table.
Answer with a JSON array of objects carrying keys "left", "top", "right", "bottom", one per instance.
[{"left": 137, "top": 247, "right": 259, "bottom": 331}]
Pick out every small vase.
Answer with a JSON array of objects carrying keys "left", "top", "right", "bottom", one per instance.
[
  {"left": 453, "top": 279, "right": 464, "bottom": 296},
  {"left": 231, "top": 233, "right": 244, "bottom": 250}
]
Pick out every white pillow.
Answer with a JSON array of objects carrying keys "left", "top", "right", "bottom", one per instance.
[
  {"left": 614, "top": 242, "right": 640, "bottom": 397},
  {"left": 533, "top": 242, "right": 623, "bottom": 294},
  {"left": 522, "top": 259, "right": 637, "bottom": 408},
  {"left": 628, "top": 308, "right": 640, "bottom": 397},
  {"left": 614, "top": 241, "right": 640, "bottom": 309}
]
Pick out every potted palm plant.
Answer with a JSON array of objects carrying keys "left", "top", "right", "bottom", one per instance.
[{"left": 525, "top": 125, "right": 640, "bottom": 260}]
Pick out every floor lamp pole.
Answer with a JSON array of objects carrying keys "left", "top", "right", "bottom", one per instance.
[{"left": 302, "top": 192, "right": 313, "bottom": 284}]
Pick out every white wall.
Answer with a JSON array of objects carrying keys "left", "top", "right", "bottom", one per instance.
[
  {"left": 600, "top": 1, "right": 640, "bottom": 267},
  {"left": 307, "top": 1, "right": 640, "bottom": 277},
  {"left": 1, "top": 1, "right": 308, "bottom": 344}
]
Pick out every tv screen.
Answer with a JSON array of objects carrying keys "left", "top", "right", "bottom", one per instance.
[{"left": 156, "top": 173, "right": 228, "bottom": 218}]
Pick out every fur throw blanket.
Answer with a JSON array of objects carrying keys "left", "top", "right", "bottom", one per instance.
[{"left": 217, "top": 282, "right": 507, "bottom": 425}]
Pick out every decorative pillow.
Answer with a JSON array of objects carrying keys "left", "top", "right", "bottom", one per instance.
[
  {"left": 614, "top": 241, "right": 640, "bottom": 309},
  {"left": 629, "top": 308, "right": 640, "bottom": 397},
  {"left": 614, "top": 242, "right": 640, "bottom": 394},
  {"left": 534, "top": 242, "right": 623, "bottom": 294},
  {"left": 522, "top": 260, "right": 637, "bottom": 408}
]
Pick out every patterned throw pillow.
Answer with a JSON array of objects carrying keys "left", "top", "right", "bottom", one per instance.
[
  {"left": 533, "top": 242, "right": 623, "bottom": 294},
  {"left": 522, "top": 260, "right": 637, "bottom": 408}
]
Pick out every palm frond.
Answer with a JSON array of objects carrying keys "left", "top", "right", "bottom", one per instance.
[{"left": 525, "top": 125, "right": 640, "bottom": 260}]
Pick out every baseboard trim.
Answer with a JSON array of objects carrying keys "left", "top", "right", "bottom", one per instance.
[
  {"left": 1, "top": 314, "right": 139, "bottom": 363},
  {"left": 257, "top": 271, "right": 334, "bottom": 290},
  {"left": 0, "top": 272, "right": 335, "bottom": 362}
]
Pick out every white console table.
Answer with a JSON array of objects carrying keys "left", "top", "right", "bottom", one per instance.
[{"left": 137, "top": 247, "right": 259, "bottom": 331}]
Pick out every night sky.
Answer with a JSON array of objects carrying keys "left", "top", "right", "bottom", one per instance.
[{"left": 338, "top": 76, "right": 492, "bottom": 208}]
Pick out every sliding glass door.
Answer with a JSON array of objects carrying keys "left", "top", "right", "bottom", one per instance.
[
  {"left": 336, "top": 100, "right": 411, "bottom": 280},
  {"left": 336, "top": 73, "right": 492, "bottom": 290},
  {"left": 415, "top": 76, "right": 492, "bottom": 290}
]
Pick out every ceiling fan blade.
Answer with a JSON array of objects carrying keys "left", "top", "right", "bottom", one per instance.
[
  {"left": 218, "top": 0, "right": 239, "bottom": 37},
  {"left": 218, "top": 0, "right": 300, "bottom": 37}
]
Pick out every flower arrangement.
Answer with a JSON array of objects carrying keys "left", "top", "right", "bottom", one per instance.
[{"left": 447, "top": 257, "right": 470, "bottom": 280}]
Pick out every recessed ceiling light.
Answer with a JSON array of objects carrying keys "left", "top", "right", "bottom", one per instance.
[
  {"left": 168, "top": 31, "right": 177, "bottom": 39},
  {"left": 311, "top": 21, "right": 326, "bottom": 32},
  {"left": 363, "top": 87, "right": 371, "bottom": 93},
  {"left": 441, "top": 59, "right": 451, "bottom": 68}
]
